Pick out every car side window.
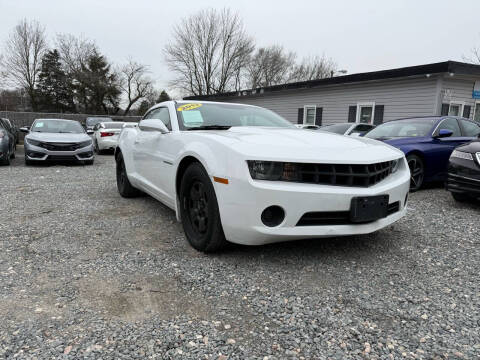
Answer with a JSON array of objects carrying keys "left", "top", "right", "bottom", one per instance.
[
  {"left": 460, "top": 119, "right": 480, "bottom": 137},
  {"left": 143, "top": 109, "right": 157, "bottom": 120},
  {"left": 142, "top": 107, "right": 171, "bottom": 130},
  {"left": 156, "top": 108, "right": 171, "bottom": 130},
  {"left": 435, "top": 118, "right": 461, "bottom": 137}
]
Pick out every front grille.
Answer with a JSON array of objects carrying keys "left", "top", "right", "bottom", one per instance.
[
  {"left": 292, "top": 161, "right": 395, "bottom": 187},
  {"left": 47, "top": 155, "right": 78, "bottom": 161},
  {"left": 39, "top": 142, "right": 80, "bottom": 151},
  {"left": 296, "top": 201, "right": 401, "bottom": 226}
]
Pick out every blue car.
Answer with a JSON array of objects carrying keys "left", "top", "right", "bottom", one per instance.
[{"left": 364, "top": 116, "right": 480, "bottom": 191}]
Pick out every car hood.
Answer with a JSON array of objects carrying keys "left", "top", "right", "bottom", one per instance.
[
  {"left": 26, "top": 132, "right": 91, "bottom": 143},
  {"left": 192, "top": 127, "right": 404, "bottom": 163},
  {"left": 456, "top": 139, "right": 480, "bottom": 153}
]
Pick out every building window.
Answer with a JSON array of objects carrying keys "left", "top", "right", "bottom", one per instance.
[
  {"left": 448, "top": 102, "right": 464, "bottom": 117},
  {"left": 356, "top": 102, "right": 375, "bottom": 124},
  {"left": 303, "top": 105, "right": 316, "bottom": 125},
  {"left": 474, "top": 101, "right": 480, "bottom": 122}
]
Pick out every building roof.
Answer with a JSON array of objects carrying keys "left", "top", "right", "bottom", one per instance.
[{"left": 184, "top": 61, "right": 480, "bottom": 101}]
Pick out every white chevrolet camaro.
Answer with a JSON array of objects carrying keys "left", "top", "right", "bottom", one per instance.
[{"left": 116, "top": 101, "right": 410, "bottom": 252}]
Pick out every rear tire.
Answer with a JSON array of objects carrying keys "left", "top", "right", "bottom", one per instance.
[
  {"left": 116, "top": 153, "right": 141, "bottom": 198},
  {"left": 451, "top": 192, "right": 469, "bottom": 202},
  {"left": 406, "top": 154, "right": 424, "bottom": 192},
  {"left": 179, "top": 163, "right": 227, "bottom": 252}
]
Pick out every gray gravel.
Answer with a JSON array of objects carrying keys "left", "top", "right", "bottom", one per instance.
[{"left": 0, "top": 146, "right": 479, "bottom": 359}]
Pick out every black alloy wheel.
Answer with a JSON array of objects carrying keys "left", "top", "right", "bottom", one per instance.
[
  {"left": 187, "top": 180, "right": 209, "bottom": 234},
  {"left": 180, "top": 163, "right": 226, "bottom": 252},
  {"left": 407, "top": 154, "right": 424, "bottom": 192}
]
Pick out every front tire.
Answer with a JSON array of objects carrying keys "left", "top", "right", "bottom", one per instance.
[
  {"left": 116, "top": 153, "right": 141, "bottom": 198},
  {"left": 84, "top": 159, "right": 94, "bottom": 165},
  {"left": 407, "top": 154, "right": 424, "bottom": 192},
  {"left": 179, "top": 163, "right": 227, "bottom": 252},
  {"left": 24, "top": 156, "right": 33, "bottom": 166}
]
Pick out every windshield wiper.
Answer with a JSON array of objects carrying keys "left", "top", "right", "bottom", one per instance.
[{"left": 186, "top": 125, "right": 231, "bottom": 131}]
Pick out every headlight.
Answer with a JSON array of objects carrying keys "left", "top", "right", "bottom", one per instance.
[
  {"left": 247, "top": 161, "right": 301, "bottom": 181},
  {"left": 78, "top": 140, "right": 93, "bottom": 148},
  {"left": 26, "top": 138, "right": 42, "bottom": 147},
  {"left": 391, "top": 159, "right": 400, "bottom": 173},
  {"left": 450, "top": 150, "right": 473, "bottom": 161}
]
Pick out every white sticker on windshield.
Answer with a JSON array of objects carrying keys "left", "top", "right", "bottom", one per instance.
[
  {"left": 182, "top": 111, "right": 204, "bottom": 126},
  {"left": 36, "top": 122, "right": 44, "bottom": 127}
]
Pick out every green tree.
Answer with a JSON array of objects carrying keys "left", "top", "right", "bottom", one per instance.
[
  {"left": 75, "top": 50, "right": 120, "bottom": 114},
  {"left": 157, "top": 90, "right": 171, "bottom": 102},
  {"left": 37, "top": 49, "right": 74, "bottom": 112}
]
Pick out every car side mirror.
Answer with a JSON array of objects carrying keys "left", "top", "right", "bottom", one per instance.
[
  {"left": 20, "top": 126, "right": 30, "bottom": 133},
  {"left": 86, "top": 130, "right": 94, "bottom": 135},
  {"left": 435, "top": 129, "right": 453, "bottom": 138},
  {"left": 139, "top": 119, "right": 169, "bottom": 134}
]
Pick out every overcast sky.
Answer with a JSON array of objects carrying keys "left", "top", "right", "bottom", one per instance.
[{"left": 1, "top": 0, "right": 479, "bottom": 96}]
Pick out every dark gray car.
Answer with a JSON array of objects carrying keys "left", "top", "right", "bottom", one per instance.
[
  {"left": 21, "top": 119, "right": 95, "bottom": 165},
  {"left": 0, "top": 118, "right": 16, "bottom": 165}
]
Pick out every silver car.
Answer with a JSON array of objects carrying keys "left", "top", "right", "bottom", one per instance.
[{"left": 21, "top": 119, "right": 95, "bottom": 165}]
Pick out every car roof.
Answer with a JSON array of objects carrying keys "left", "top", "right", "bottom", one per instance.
[
  {"left": 386, "top": 116, "right": 471, "bottom": 123},
  {"left": 147, "top": 100, "right": 261, "bottom": 113},
  {"left": 34, "top": 118, "right": 78, "bottom": 122}
]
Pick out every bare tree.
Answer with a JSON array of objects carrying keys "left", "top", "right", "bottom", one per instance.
[
  {"left": 246, "top": 45, "right": 296, "bottom": 88},
  {"left": 119, "top": 59, "right": 153, "bottom": 115},
  {"left": 56, "top": 33, "right": 97, "bottom": 75},
  {"left": 290, "top": 55, "right": 337, "bottom": 82},
  {"left": 2, "top": 19, "right": 47, "bottom": 110},
  {"left": 164, "top": 8, "right": 254, "bottom": 96}
]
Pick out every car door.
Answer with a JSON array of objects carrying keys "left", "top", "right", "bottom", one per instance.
[
  {"left": 430, "top": 118, "right": 465, "bottom": 177},
  {"left": 133, "top": 107, "right": 175, "bottom": 205}
]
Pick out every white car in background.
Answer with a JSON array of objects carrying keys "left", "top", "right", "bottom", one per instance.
[
  {"left": 115, "top": 101, "right": 410, "bottom": 252},
  {"left": 92, "top": 122, "right": 136, "bottom": 153}
]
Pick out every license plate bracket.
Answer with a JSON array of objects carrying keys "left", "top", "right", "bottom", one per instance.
[{"left": 350, "top": 195, "right": 389, "bottom": 223}]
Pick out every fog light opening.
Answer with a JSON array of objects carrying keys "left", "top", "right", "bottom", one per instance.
[{"left": 261, "top": 206, "right": 285, "bottom": 227}]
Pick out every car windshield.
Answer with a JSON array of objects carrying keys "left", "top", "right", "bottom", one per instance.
[
  {"left": 365, "top": 119, "right": 436, "bottom": 139},
  {"left": 320, "top": 123, "right": 351, "bottom": 134},
  {"left": 176, "top": 102, "right": 294, "bottom": 129},
  {"left": 87, "top": 117, "right": 112, "bottom": 126},
  {"left": 31, "top": 119, "right": 85, "bottom": 133},
  {"left": 102, "top": 122, "right": 124, "bottom": 129}
]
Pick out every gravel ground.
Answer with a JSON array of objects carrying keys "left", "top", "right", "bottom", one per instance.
[{"left": 0, "top": 146, "right": 479, "bottom": 359}]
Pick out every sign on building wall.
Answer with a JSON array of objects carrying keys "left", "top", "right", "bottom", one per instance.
[{"left": 473, "top": 81, "right": 480, "bottom": 99}]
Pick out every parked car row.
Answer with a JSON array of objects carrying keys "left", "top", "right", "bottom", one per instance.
[{"left": 0, "top": 118, "right": 136, "bottom": 166}]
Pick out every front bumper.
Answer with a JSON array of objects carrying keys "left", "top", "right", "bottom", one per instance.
[
  {"left": 213, "top": 161, "right": 410, "bottom": 245},
  {"left": 25, "top": 143, "right": 94, "bottom": 162},
  {"left": 446, "top": 158, "right": 480, "bottom": 196}
]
